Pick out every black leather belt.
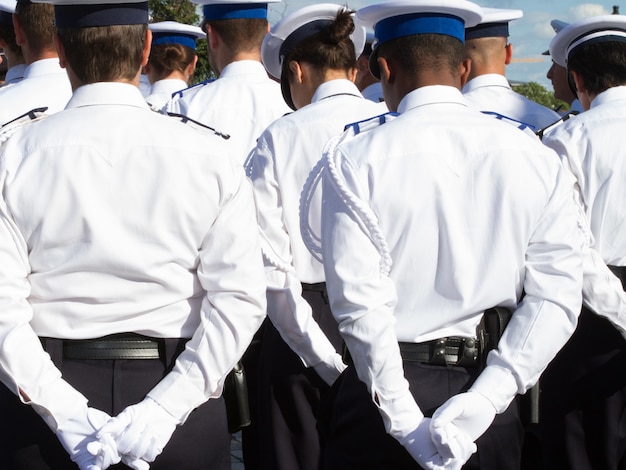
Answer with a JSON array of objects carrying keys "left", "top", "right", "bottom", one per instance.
[
  {"left": 61, "top": 334, "right": 162, "bottom": 360},
  {"left": 343, "top": 336, "right": 479, "bottom": 368},
  {"left": 399, "top": 337, "right": 479, "bottom": 367}
]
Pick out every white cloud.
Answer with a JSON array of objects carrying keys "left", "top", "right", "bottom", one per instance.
[{"left": 570, "top": 4, "right": 610, "bottom": 19}]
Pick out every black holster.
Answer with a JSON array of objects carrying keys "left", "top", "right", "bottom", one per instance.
[
  {"left": 477, "top": 306, "right": 513, "bottom": 369},
  {"left": 223, "top": 360, "right": 250, "bottom": 433}
]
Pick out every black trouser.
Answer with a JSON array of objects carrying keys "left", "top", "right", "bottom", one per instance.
[
  {"left": 320, "top": 360, "right": 523, "bottom": 470},
  {"left": 540, "top": 309, "right": 626, "bottom": 470},
  {"left": 0, "top": 337, "right": 230, "bottom": 470},
  {"left": 256, "top": 285, "right": 343, "bottom": 470}
]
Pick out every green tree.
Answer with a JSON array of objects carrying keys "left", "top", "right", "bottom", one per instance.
[
  {"left": 148, "top": 0, "right": 213, "bottom": 83},
  {"left": 512, "top": 81, "right": 569, "bottom": 113}
]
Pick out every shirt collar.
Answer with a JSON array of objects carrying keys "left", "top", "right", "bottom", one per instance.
[
  {"left": 311, "top": 79, "right": 362, "bottom": 104},
  {"left": 461, "top": 73, "right": 511, "bottom": 93},
  {"left": 398, "top": 85, "right": 467, "bottom": 114},
  {"left": 4, "top": 64, "right": 27, "bottom": 84},
  {"left": 590, "top": 85, "right": 626, "bottom": 109},
  {"left": 66, "top": 82, "right": 151, "bottom": 110},
  {"left": 218, "top": 60, "right": 269, "bottom": 79},
  {"left": 23, "top": 58, "right": 66, "bottom": 79}
]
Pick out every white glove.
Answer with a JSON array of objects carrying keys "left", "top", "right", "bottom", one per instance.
[
  {"left": 430, "top": 391, "right": 497, "bottom": 463},
  {"left": 312, "top": 352, "right": 347, "bottom": 386},
  {"left": 399, "top": 417, "right": 468, "bottom": 470},
  {"left": 56, "top": 406, "right": 121, "bottom": 470},
  {"left": 96, "top": 397, "right": 180, "bottom": 468}
]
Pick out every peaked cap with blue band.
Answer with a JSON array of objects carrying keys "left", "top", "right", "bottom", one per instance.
[
  {"left": 29, "top": 0, "right": 148, "bottom": 28},
  {"left": 191, "top": 0, "right": 280, "bottom": 21},
  {"left": 150, "top": 21, "right": 205, "bottom": 50},
  {"left": 0, "top": 0, "right": 15, "bottom": 26},
  {"left": 549, "top": 14, "right": 626, "bottom": 67},
  {"left": 465, "top": 7, "right": 522, "bottom": 40},
  {"left": 355, "top": 0, "right": 483, "bottom": 79}
]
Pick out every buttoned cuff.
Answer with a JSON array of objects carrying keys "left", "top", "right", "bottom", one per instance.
[
  {"left": 146, "top": 370, "right": 209, "bottom": 424},
  {"left": 27, "top": 379, "right": 89, "bottom": 431},
  {"left": 375, "top": 388, "right": 424, "bottom": 443}
]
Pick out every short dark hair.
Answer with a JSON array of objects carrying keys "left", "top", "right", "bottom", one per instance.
[
  {"left": 15, "top": 0, "right": 55, "bottom": 55},
  {"left": 56, "top": 24, "right": 147, "bottom": 83},
  {"left": 568, "top": 40, "right": 626, "bottom": 96},
  {"left": 377, "top": 33, "right": 464, "bottom": 78},
  {"left": 203, "top": 17, "right": 266, "bottom": 55}
]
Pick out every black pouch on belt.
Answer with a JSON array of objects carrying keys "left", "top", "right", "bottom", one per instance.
[
  {"left": 223, "top": 360, "right": 251, "bottom": 434},
  {"left": 477, "top": 306, "right": 513, "bottom": 370}
]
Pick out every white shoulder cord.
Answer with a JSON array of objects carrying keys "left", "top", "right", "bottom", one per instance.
[
  {"left": 300, "top": 123, "right": 393, "bottom": 276},
  {"left": 0, "top": 111, "right": 48, "bottom": 146}
]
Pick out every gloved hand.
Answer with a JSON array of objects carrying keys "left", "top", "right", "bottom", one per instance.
[
  {"left": 399, "top": 417, "right": 468, "bottom": 470},
  {"left": 96, "top": 397, "right": 180, "bottom": 468},
  {"left": 312, "top": 352, "right": 347, "bottom": 386},
  {"left": 430, "top": 391, "right": 497, "bottom": 462},
  {"left": 55, "top": 406, "right": 121, "bottom": 470}
]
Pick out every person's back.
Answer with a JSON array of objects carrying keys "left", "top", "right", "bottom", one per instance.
[
  {"left": 0, "top": 2, "right": 266, "bottom": 469},
  {"left": 316, "top": 2, "right": 585, "bottom": 469},
  {"left": 165, "top": 0, "right": 290, "bottom": 165},
  {"left": 0, "top": 0, "right": 71, "bottom": 125},
  {"left": 541, "top": 16, "right": 626, "bottom": 469},
  {"left": 462, "top": 8, "right": 560, "bottom": 131}
]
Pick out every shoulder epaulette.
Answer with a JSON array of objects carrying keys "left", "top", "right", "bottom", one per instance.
[
  {"left": 166, "top": 112, "right": 230, "bottom": 140},
  {"left": 535, "top": 111, "right": 580, "bottom": 140},
  {"left": 0, "top": 107, "right": 49, "bottom": 146},
  {"left": 170, "top": 78, "right": 217, "bottom": 100},
  {"left": 343, "top": 111, "right": 399, "bottom": 135},
  {"left": 481, "top": 111, "right": 536, "bottom": 134},
  {"left": 1, "top": 107, "right": 49, "bottom": 130}
]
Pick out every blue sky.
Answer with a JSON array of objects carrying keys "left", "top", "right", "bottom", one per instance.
[{"left": 266, "top": 1, "right": 619, "bottom": 89}]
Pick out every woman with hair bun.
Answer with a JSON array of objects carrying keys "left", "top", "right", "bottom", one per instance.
[
  {"left": 145, "top": 21, "right": 204, "bottom": 109},
  {"left": 246, "top": 4, "right": 386, "bottom": 469}
]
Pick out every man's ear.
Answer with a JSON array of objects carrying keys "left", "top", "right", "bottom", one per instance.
[
  {"left": 569, "top": 69, "right": 584, "bottom": 94},
  {"left": 53, "top": 33, "right": 66, "bottom": 69},
  {"left": 206, "top": 24, "right": 219, "bottom": 51},
  {"left": 12, "top": 13, "right": 26, "bottom": 47},
  {"left": 141, "top": 28, "right": 151, "bottom": 67},
  {"left": 504, "top": 43, "right": 513, "bottom": 65},
  {"left": 459, "top": 58, "right": 471, "bottom": 87},
  {"left": 378, "top": 55, "right": 393, "bottom": 84}
]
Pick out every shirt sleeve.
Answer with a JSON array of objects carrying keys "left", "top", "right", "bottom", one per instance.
[
  {"left": 147, "top": 168, "right": 267, "bottom": 422},
  {"left": 321, "top": 152, "right": 423, "bottom": 443},
  {"left": 247, "top": 134, "right": 340, "bottom": 369},
  {"left": 0, "top": 173, "right": 88, "bottom": 431}
]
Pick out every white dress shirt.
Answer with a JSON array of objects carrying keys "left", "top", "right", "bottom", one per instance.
[
  {"left": 0, "top": 63, "right": 27, "bottom": 88},
  {"left": 543, "top": 86, "right": 626, "bottom": 329},
  {"left": 0, "top": 58, "right": 72, "bottom": 125},
  {"left": 165, "top": 60, "right": 291, "bottom": 165},
  {"left": 0, "top": 82, "right": 266, "bottom": 429},
  {"left": 145, "top": 78, "right": 188, "bottom": 110},
  {"left": 248, "top": 79, "right": 383, "bottom": 368},
  {"left": 320, "top": 85, "right": 584, "bottom": 453},
  {"left": 463, "top": 73, "right": 561, "bottom": 132}
]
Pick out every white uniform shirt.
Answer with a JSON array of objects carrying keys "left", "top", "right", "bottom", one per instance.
[
  {"left": 248, "top": 79, "right": 382, "bottom": 367},
  {"left": 463, "top": 73, "right": 560, "bottom": 131},
  {"left": 543, "top": 86, "right": 626, "bottom": 329},
  {"left": 0, "top": 82, "right": 266, "bottom": 429},
  {"left": 0, "top": 58, "right": 72, "bottom": 125},
  {"left": 145, "top": 78, "right": 188, "bottom": 110},
  {"left": 0, "top": 63, "right": 26, "bottom": 88},
  {"left": 165, "top": 60, "right": 291, "bottom": 164},
  {"left": 321, "top": 85, "right": 584, "bottom": 448},
  {"left": 361, "top": 81, "right": 384, "bottom": 103}
]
